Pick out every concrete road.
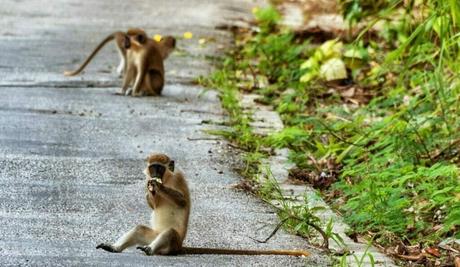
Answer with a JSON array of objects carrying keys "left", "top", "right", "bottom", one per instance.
[{"left": 0, "top": 0, "right": 329, "bottom": 266}]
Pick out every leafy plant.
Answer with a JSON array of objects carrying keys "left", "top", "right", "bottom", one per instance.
[{"left": 202, "top": 1, "right": 460, "bottom": 265}]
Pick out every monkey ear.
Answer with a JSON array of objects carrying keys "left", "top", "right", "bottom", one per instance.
[
  {"left": 168, "top": 160, "right": 175, "bottom": 172},
  {"left": 169, "top": 37, "right": 176, "bottom": 48}
]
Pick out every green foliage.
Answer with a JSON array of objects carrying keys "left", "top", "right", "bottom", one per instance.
[
  {"left": 300, "top": 39, "right": 349, "bottom": 83},
  {"left": 253, "top": 6, "right": 281, "bottom": 33},
  {"left": 339, "top": 0, "right": 394, "bottom": 26},
  {"left": 202, "top": 1, "right": 460, "bottom": 261},
  {"left": 334, "top": 242, "right": 375, "bottom": 267},
  {"left": 199, "top": 5, "right": 329, "bottom": 244},
  {"left": 258, "top": 171, "right": 333, "bottom": 247}
]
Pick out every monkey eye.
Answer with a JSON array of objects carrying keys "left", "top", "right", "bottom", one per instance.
[{"left": 137, "top": 35, "right": 146, "bottom": 44}]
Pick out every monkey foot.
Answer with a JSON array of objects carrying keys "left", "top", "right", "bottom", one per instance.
[
  {"left": 124, "top": 89, "right": 132, "bottom": 96},
  {"left": 96, "top": 243, "right": 120, "bottom": 253},
  {"left": 136, "top": 245, "right": 154, "bottom": 255}
]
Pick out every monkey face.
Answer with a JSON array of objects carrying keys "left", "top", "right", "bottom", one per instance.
[
  {"left": 147, "top": 163, "right": 166, "bottom": 179},
  {"left": 129, "top": 34, "right": 147, "bottom": 46},
  {"left": 144, "top": 154, "right": 175, "bottom": 179}
]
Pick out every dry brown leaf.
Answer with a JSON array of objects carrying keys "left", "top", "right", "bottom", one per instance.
[
  {"left": 396, "top": 253, "right": 426, "bottom": 261},
  {"left": 425, "top": 247, "right": 441, "bottom": 258},
  {"left": 341, "top": 87, "right": 355, "bottom": 98},
  {"left": 406, "top": 244, "right": 422, "bottom": 255}
]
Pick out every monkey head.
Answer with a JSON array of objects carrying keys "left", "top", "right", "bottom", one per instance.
[
  {"left": 125, "top": 28, "right": 148, "bottom": 47},
  {"left": 159, "top": 36, "right": 176, "bottom": 59},
  {"left": 143, "top": 153, "right": 175, "bottom": 180}
]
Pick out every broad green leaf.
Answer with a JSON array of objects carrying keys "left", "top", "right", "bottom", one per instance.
[
  {"left": 319, "top": 39, "right": 343, "bottom": 59},
  {"left": 320, "top": 58, "right": 347, "bottom": 81},
  {"left": 300, "top": 71, "right": 318, "bottom": 83},
  {"left": 300, "top": 58, "right": 319, "bottom": 70}
]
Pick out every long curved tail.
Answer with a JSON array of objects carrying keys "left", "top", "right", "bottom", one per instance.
[
  {"left": 181, "top": 247, "right": 309, "bottom": 257},
  {"left": 64, "top": 32, "right": 119, "bottom": 76}
]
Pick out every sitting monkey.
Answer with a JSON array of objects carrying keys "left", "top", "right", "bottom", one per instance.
[{"left": 97, "top": 153, "right": 309, "bottom": 256}]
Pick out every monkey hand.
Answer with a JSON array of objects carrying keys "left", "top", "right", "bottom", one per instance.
[
  {"left": 96, "top": 243, "right": 120, "bottom": 253},
  {"left": 147, "top": 180, "right": 155, "bottom": 193},
  {"left": 147, "top": 178, "right": 162, "bottom": 193},
  {"left": 136, "top": 245, "right": 155, "bottom": 256}
]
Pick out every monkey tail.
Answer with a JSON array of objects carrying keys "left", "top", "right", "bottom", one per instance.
[
  {"left": 64, "top": 32, "right": 121, "bottom": 76},
  {"left": 181, "top": 247, "right": 309, "bottom": 257}
]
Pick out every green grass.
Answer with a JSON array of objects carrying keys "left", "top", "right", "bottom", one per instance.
[{"left": 200, "top": 1, "right": 460, "bottom": 265}]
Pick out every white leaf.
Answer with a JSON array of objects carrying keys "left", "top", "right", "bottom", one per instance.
[{"left": 320, "top": 58, "right": 347, "bottom": 81}]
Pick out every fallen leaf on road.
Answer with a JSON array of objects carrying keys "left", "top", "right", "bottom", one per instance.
[
  {"left": 183, "top": 32, "right": 193, "bottom": 39},
  {"left": 395, "top": 253, "right": 425, "bottom": 261},
  {"left": 153, "top": 34, "right": 162, "bottom": 42}
]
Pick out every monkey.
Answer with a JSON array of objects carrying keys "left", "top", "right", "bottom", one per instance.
[
  {"left": 96, "top": 153, "right": 309, "bottom": 257},
  {"left": 64, "top": 29, "right": 175, "bottom": 97},
  {"left": 120, "top": 32, "right": 176, "bottom": 97},
  {"left": 96, "top": 153, "right": 189, "bottom": 255},
  {"left": 63, "top": 30, "right": 138, "bottom": 77}
]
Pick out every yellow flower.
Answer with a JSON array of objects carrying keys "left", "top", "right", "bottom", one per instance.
[
  {"left": 183, "top": 31, "right": 193, "bottom": 39},
  {"left": 153, "top": 34, "right": 162, "bottom": 42},
  {"left": 251, "top": 7, "right": 259, "bottom": 14},
  {"left": 198, "top": 38, "right": 206, "bottom": 45}
]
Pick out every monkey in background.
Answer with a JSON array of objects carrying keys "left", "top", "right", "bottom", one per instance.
[
  {"left": 96, "top": 153, "right": 309, "bottom": 257},
  {"left": 121, "top": 32, "right": 175, "bottom": 96},
  {"left": 64, "top": 29, "right": 175, "bottom": 97}
]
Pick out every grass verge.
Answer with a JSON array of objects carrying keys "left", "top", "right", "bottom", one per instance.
[{"left": 200, "top": 2, "right": 460, "bottom": 266}]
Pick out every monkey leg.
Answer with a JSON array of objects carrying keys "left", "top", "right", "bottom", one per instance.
[
  {"left": 136, "top": 228, "right": 182, "bottom": 256},
  {"left": 131, "top": 61, "right": 147, "bottom": 97},
  {"left": 116, "top": 57, "right": 125, "bottom": 77},
  {"left": 97, "top": 225, "right": 158, "bottom": 253},
  {"left": 121, "top": 67, "right": 136, "bottom": 95},
  {"left": 116, "top": 50, "right": 126, "bottom": 77},
  {"left": 145, "top": 70, "right": 164, "bottom": 96},
  {"left": 138, "top": 71, "right": 163, "bottom": 96}
]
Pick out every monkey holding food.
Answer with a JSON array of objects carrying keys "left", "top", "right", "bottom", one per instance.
[{"left": 96, "top": 153, "right": 309, "bottom": 257}]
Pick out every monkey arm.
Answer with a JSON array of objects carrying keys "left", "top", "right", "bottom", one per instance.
[
  {"left": 121, "top": 64, "right": 135, "bottom": 95},
  {"left": 145, "top": 192, "right": 155, "bottom": 210},
  {"left": 155, "top": 184, "right": 187, "bottom": 207},
  {"left": 131, "top": 58, "right": 147, "bottom": 96}
]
